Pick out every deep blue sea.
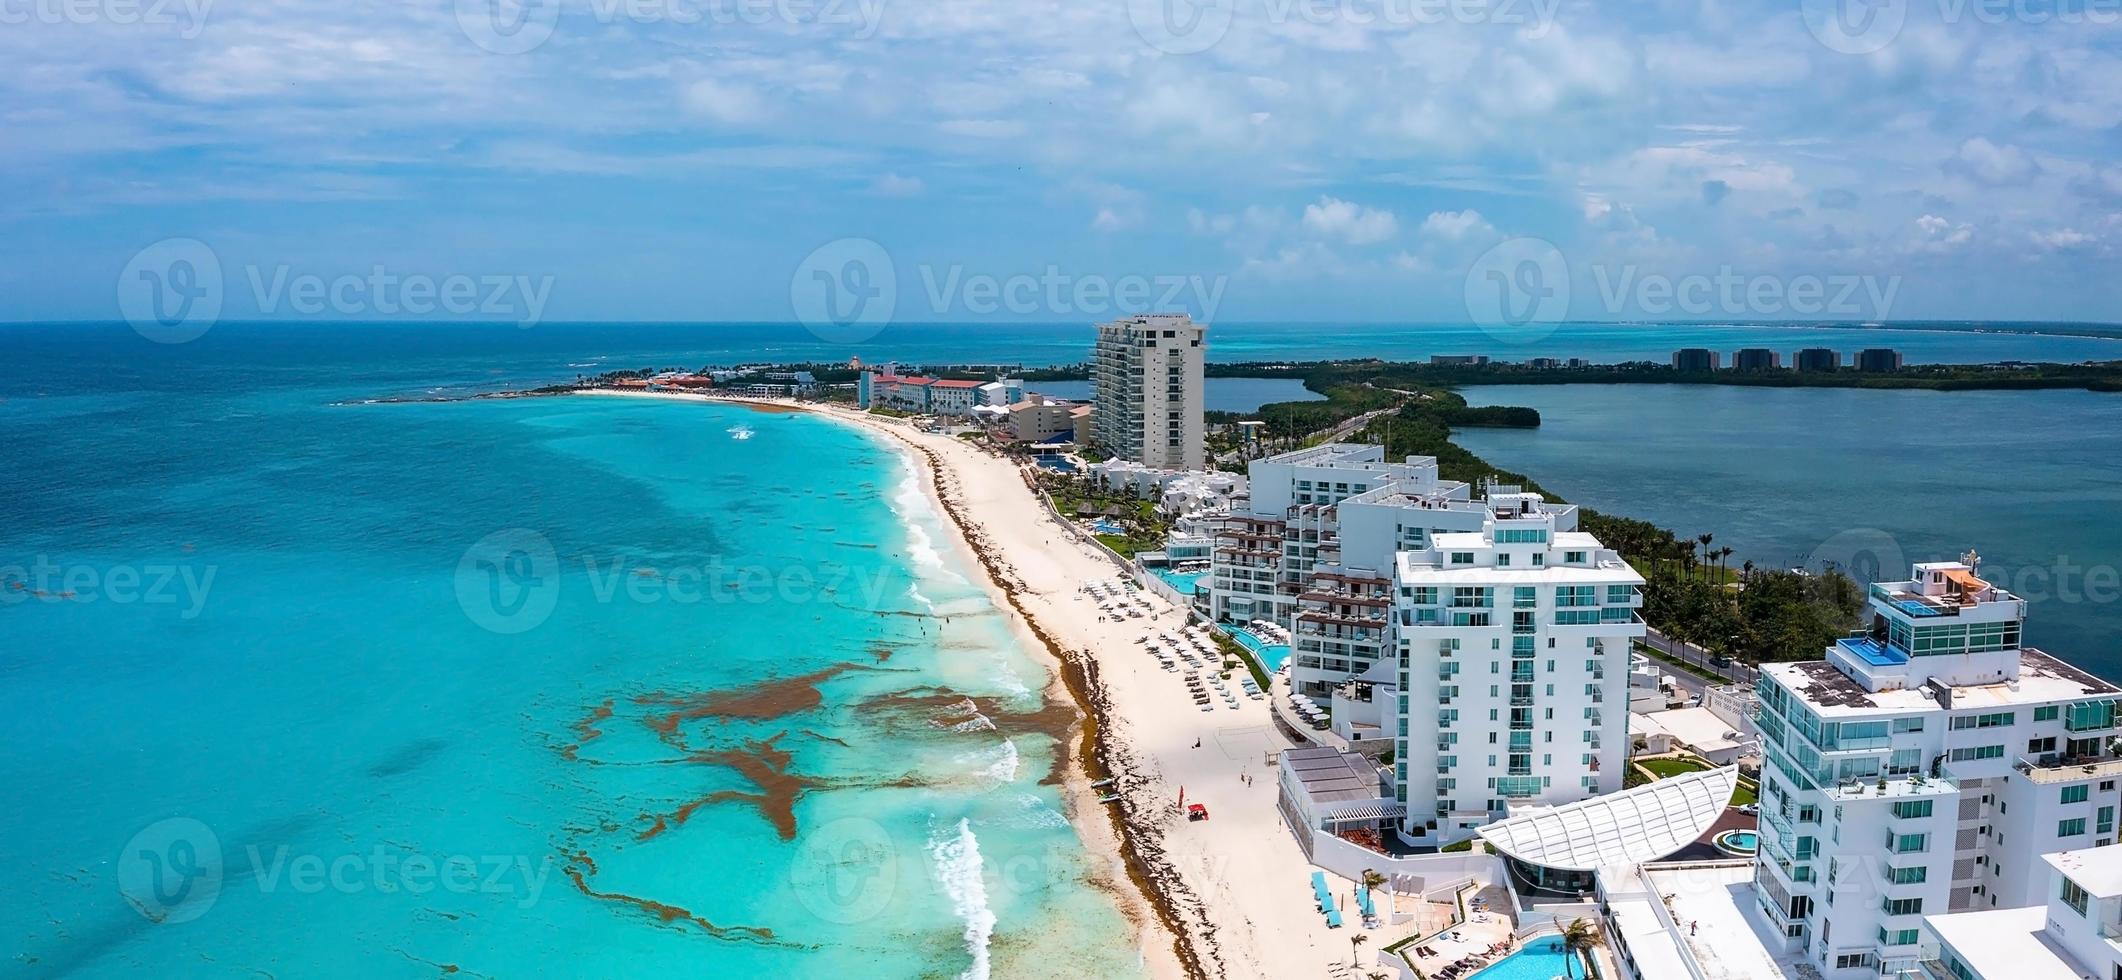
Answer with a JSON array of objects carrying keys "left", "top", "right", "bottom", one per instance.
[{"left": 0, "top": 327, "right": 1149, "bottom": 977}]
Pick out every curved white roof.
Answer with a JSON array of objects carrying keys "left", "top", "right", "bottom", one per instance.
[{"left": 1477, "top": 766, "right": 1739, "bottom": 872}]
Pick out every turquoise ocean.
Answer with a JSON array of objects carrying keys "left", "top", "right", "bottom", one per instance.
[{"left": 0, "top": 329, "right": 1150, "bottom": 977}]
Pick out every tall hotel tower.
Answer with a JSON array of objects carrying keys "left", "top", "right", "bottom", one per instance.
[{"left": 1090, "top": 314, "right": 1206, "bottom": 471}]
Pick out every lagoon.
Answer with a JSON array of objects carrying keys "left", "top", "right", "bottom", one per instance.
[{"left": 1453, "top": 384, "right": 2122, "bottom": 680}]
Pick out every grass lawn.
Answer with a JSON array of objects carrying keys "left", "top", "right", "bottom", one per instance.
[
  {"left": 1732, "top": 776, "right": 1760, "bottom": 807},
  {"left": 1639, "top": 756, "right": 1714, "bottom": 780}
]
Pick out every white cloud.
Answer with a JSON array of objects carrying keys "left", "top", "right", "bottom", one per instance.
[
  {"left": 1302, "top": 196, "right": 1398, "bottom": 245},
  {"left": 2031, "top": 228, "right": 2095, "bottom": 250},
  {"left": 682, "top": 78, "right": 767, "bottom": 126},
  {"left": 870, "top": 173, "right": 924, "bottom": 197},
  {"left": 1945, "top": 137, "right": 2036, "bottom": 186},
  {"left": 1418, "top": 209, "right": 1493, "bottom": 240}
]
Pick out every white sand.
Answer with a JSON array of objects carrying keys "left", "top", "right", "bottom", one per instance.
[{"left": 579, "top": 389, "right": 1370, "bottom": 979}]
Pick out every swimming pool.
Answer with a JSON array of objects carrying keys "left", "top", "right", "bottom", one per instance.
[
  {"left": 1089, "top": 519, "right": 1126, "bottom": 534},
  {"left": 1228, "top": 626, "right": 1291, "bottom": 672},
  {"left": 1466, "top": 935, "right": 1574, "bottom": 980},
  {"left": 1714, "top": 829, "right": 1759, "bottom": 856},
  {"left": 1151, "top": 567, "right": 1205, "bottom": 596}
]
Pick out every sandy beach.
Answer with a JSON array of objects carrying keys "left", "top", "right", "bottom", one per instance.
[{"left": 582, "top": 389, "right": 1373, "bottom": 980}]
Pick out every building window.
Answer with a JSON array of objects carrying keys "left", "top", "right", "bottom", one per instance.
[
  {"left": 2060, "top": 818, "right": 2089, "bottom": 837},
  {"left": 2063, "top": 876, "right": 2092, "bottom": 916},
  {"left": 1450, "top": 552, "right": 1475, "bottom": 565},
  {"left": 2064, "top": 785, "right": 2090, "bottom": 805},
  {"left": 1888, "top": 865, "right": 1926, "bottom": 885},
  {"left": 2036, "top": 705, "right": 2061, "bottom": 722},
  {"left": 1881, "top": 897, "right": 1923, "bottom": 916}
]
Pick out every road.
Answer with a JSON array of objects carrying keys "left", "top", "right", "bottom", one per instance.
[{"left": 1640, "top": 626, "right": 1758, "bottom": 697}]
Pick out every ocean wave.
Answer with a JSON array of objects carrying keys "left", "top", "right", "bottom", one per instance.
[
  {"left": 887, "top": 452, "right": 967, "bottom": 588},
  {"left": 727, "top": 424, "right": 755, "bottom": 441},
  {"left": 928, "top": 817, "right": 996, "bottom": 980},
  {"left": 939, "top": 697, "right": 995, "bottom": 734}
]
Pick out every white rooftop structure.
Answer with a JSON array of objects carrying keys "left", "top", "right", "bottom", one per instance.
[{"left": 1477, "top": 766, "right": 1739, "bottom": 872}]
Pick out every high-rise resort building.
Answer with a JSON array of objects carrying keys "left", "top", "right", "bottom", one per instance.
[
  {"left": 1388, "top": 492, "right": 1645, "bottom": 844},
  {"left": 1207, "top": 444, "right": 1497, "bottom": 699},
  {"left": 1090, "top": 314, "right": 1205, "bottom": 471},
  {"left": 1751, "top": 554, "right": 2122, "bottom": 979}
]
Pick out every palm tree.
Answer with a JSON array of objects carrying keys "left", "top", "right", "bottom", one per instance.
[
  {"left": 1718, "top": 546, "right": 1735, "bottom": 585},
  {"left": 1560, "top": 917, "right": 1600, "bottom": 977},
  {"left": 1696, "top": 533, "right": 1715, "bottom": 580},
  {"left": 1360, "top": 868, "right": 1389, "bottom": 919},
  {"left": 1351, "top": 933, "right": 1368, "bottom": 966}
]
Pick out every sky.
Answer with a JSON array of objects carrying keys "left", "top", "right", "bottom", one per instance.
[{"left": 4, "top": 0, "right": 2122, "bottom": 326}]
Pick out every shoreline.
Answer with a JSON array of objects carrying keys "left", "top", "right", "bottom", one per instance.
[
  {"left": 577, "top": 388, "right": 1201, "bottom": 978},
  {"left": 576, "top": 388, "right": 1356, "bottom": 980}
]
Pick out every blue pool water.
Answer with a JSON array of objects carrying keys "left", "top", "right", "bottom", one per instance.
[
  {"left": 1150, "top": 568, "right": 1204, "bottom": 596},
  {"left": 1228, "top": 627, "right": 1291, "bottom": 672},
  {"left": 1089, "top": 519, "right": 1126, "bottom": 535},
  {"left": 1468, "top": 935, "right": 1574, "bottom": 980}
]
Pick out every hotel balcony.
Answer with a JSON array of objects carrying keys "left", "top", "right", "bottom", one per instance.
[
  {"left": 1870, "top": 580, "right": 2026, "bottom": 620},
  {"left": 2014, "top": 754, "right": 2122, "bottom": 784}
]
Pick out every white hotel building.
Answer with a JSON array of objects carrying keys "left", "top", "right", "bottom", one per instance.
[
  {"left": 1090, "top": 314, "right": 1205, "bottom": 471},
  {"left": 1389, "top": 492, "right": 1646, "bottom": 845},
  {"left": 1751, "top": 557, "right": 2122, "bottom": 979},
  {"left": 1207, "top": 444, "right": 1496, "bottom": 699},
  {"left": 1922, "top": 844, "right": 2122, "bottom": 980}
]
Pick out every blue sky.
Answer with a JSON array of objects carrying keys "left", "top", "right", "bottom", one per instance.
[{"left": 5, "top": 0, "right": 2121, "bottom": 324}]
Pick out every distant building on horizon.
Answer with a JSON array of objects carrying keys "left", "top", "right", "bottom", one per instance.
[
  {"left": 1858, "top": 348, "right": 1905, "bottom": 372},
  {"left": 1732, "top": 348, "right": 1782, "bottom": 371},
  {"left": 1672, "top": 348, "right": 1720, "bottom": 372},
  {"left": 1793, "top": 348, "right": 1841, "bottom": 372},
  {"left": 1091, "top": 314, "right": 1205, "bottom": 471},
  {"left": 1430, "top": 355, "right": 1491, "bottom": 367}
]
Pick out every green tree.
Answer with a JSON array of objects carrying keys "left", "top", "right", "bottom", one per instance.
[{"left": 1561, "top": 917, "right": 1600, "bottom": 977}]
